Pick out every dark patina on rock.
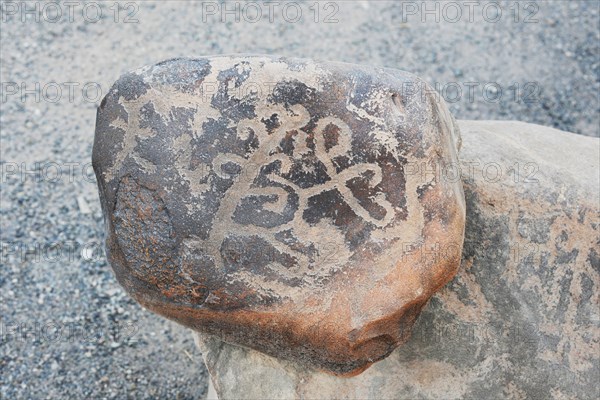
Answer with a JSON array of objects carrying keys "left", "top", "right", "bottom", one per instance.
[{"left": 93, "top": 55, "right": 465, "bottom": 375}]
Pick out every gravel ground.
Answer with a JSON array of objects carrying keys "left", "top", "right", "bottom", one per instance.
[{"left": 1, "top": 1, "right": 598, "bottom": 399}]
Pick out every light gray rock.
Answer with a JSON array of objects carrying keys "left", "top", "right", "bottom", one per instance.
[{"left": 195, "top": 120, "right": 600, "bottom": 400}]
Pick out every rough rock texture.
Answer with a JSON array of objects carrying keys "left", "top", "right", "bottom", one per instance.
[
  {"left": 195, "top": 120, "right": 600, "bottom": 399},
  {"left": 92, "top": 55, "right": 466, "bottom": 375}
]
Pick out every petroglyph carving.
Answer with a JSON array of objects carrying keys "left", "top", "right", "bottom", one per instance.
[
  {"left": 198, "top": 103, "right": 396, "bottom": 285},
  {"left": 93, "top": 55, "right": 466, "bottom": 375}
]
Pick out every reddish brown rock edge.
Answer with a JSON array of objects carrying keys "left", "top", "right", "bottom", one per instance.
[{"left": 92, "top": 55, "right": 466, "bottom": 376}]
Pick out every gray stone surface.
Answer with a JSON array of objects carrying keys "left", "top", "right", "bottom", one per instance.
[{"left": 195, "top": 120, "right": 600, "bottom": 399}]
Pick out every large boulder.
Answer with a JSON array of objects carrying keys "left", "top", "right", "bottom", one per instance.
[
  {"left": 195, "top": 120, "right": 600, "bottom": 399},
  {"left": 93, "top": 56, "right": 466, "bottom": 375}
]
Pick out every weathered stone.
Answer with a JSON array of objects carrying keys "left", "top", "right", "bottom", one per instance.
[
  {"left": 195, "top": 120, "right": 600, "bottom": 399},
  {"left": 93, "top": 55, "right": 465, "bottom": 375}
]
